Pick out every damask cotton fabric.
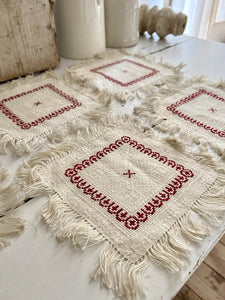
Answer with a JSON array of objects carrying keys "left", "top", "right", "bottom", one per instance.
[
  {"left": 64, "top": 50, "right": 183, "bottom": 104},
  {"left": 134, "top": 82, "right": 225, "bottom": 156},
  {"left": 0, "top": 75, "right": 100, "bottom": 155},
  {"left": 14, "top": 116, "right": 225, "bottom": 300}
]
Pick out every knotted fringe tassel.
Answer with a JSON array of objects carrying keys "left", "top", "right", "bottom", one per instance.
[
  {"left": 0, "top": 214, "right": 26, "bottom": 249},
  {"left": 146, "top": 213, "right": 209, "bottom": 273},
  {"left": 0, "top": 115, "right": 101, "bottom": 156},
  {"left": 0, "top": 167, "right": 10, "bottom": 190},
  {"left": 93, "top": 243, "right": 148, "bottom": 300},
  {"left": 192, "top": 174, "right": 225, "bottom": 222},
  {"left": 43, "top": 195, "right": 148, "bottom": 300},
  {"left": 42, "top": 194, "right": 104, "bottom": 249},
  {"left": 40, "top": 174, "right": 225, "bottom": 299},
  {"left": 0, "top": 165, "right": 26, "bottom": 249},
  {"left": 0, "top": 129, "right": 54, "bottom": 155}
]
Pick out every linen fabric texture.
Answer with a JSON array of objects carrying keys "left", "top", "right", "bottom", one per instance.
[
  {"left": 64, "top": 50, "right": 184, "bottom": 104},
  {"left": 134, "top": 82, "right": 225, "bottom": 157},
  {"left": 13, "top": 116, "right": 225, "bottom": 300},
  {"left": 0, "top": 75, "right": 100, "bottom": 155}
]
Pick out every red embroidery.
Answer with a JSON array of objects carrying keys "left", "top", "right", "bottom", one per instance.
[
  {"left": 90, "top": 59, "right": 159, "bottom": 87},
  {"left": 65, "top": 136, "right": 194, "bottom": 230},
  {"left": 167, "top": 89, "right": 225, "bottom": 138},
  {"left": 209, "top": 107, "right": 217, "bottom": 113},
  {"left": 123, "top": 170, "right": 136, "bottom": 178},
  {"left": 34, "top": 101, "right": 42, "bottom": 106},
  {"left": 0, "top": 84, "right": 82, "bottom": 130}
]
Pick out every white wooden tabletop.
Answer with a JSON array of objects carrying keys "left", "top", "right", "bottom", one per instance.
[{"left": 0, "top": 35, "right": 225, "bottom": 300}]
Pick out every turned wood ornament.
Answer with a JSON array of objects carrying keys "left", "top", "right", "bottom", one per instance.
[{"left": 139, "top": 5, "right": 187, "bottom": 39}]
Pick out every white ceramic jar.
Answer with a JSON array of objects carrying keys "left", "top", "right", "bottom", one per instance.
[
  {"left": 54, "top": 0, "right": 106, "bottom": 59},
  {"left": 104, "top": 0, "right": 139, "bottom": 48}
]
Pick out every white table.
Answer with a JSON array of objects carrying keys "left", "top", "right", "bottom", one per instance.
[{"left": 0, "top": 35, "right": 225, "bottom": 300}]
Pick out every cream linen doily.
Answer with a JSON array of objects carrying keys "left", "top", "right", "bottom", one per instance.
[
  {"left": 64, "top": 50, "right": 184, "bottom": 104},
  {"left": 0, "top": 75, "right": 101, "bottom": 155},
  {"left": 7, "top": 116, "right": 225, "bottom": 300}
]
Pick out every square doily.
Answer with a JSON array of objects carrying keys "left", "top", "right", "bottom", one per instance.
[
  {"left": 0, "top": 76, "right": 100, "bottom": 155},
  {"left": 36, "top": 119, "right": 218, "bottom": 262},
  {"left": 12, "top": 116, "right": 225, "bottom": 299},
  {"left": 135, "top": 83, "right": 225, "bottom": 153},
  {"left": 90, "top": 58, "right": 159, "bottom": 87},
  {"left": 64, "top": 51, "right": 183, "bottom": 103}
]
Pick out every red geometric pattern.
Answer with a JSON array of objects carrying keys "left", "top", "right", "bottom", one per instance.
[
  {"left": 65, "top": 136, "right": 194, "bottom": 230},
  {"left": 123, "top": 170, "right": 136, "bottom": 178},
  {"left": 167, "top": 89, "right": 225, "bottom": 138},
  {"left": 0, "top": 84, "right": 82, "bottom": 130},
  {"left": 90, "top": 59, "right": 160, "bottom": 87}
]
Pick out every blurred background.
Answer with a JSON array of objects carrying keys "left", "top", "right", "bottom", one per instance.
[{"left": 140, "top": 0, "right": 225, "bottom": 39}]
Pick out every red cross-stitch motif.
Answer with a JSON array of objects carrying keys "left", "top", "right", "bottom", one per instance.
[
  {"left": 209, "top": 107, "right": 217, "bottom": 113},
  {"left": 123, "top": 170, "right": 136, "bottom": 178},
  {"left": 0, "top": 84, "right": 82, "bottom": 130},
  {"left": 90, "top": 59, "right": 160, "bottom": 87},
  {"left": 167, "top": 89, "right": 225, "bottom": 138},
  {"left": 34, "top": 101, "right": 42, "bottom": 106},
  {"left": 65, "top": 136, "right": 194, "bottom": 230}
]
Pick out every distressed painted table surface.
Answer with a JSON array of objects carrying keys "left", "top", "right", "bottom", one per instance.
[{"left": 0, "top": 35, "right": 224, "bottom": 300}]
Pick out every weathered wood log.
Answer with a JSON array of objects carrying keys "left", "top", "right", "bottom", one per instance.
[{"left": 0, "top": 0, "right": 59, "bottom": 82}]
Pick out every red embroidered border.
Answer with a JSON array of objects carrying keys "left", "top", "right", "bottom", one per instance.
[
  {"left": 167, "top": 89, "right": 225, "bottom": 138},
  {"left": 65, "top": 136, "right": 194, "bottom": 230},
  {"left": 0, "top": 84, "right": 82, "bottom": 130},
  {"left": 90, "top": 59, "right": 160, "bottom": 87}
]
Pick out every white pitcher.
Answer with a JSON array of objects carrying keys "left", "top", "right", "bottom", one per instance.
[
  {"left": 54, "top": 0, "right": 106, "bottom": 59},
  {"left": 104, "top": 0, "right": 139, "bottom": 48}
]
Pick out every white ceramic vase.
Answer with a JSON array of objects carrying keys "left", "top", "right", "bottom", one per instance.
[
  {"left": 104, "top": 0, "right": 139, "bottom": 48},
  {"left": 54, "top": 0, "right": 106, "bottom": 59}
]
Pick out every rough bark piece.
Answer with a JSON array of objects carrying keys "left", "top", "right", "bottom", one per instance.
[{"left": 0, "top": 0, "right": 59, "bottom": 82}]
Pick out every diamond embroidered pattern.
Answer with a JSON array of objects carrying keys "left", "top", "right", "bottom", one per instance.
[
  {"left": 90, "top": 59, "right": 159, "bottom": 87},
  {"left": 65, "top": 136, "right": 194, "bottom": 230},
  {"left": 167, "top": 89, "right": 225, "bottom": 138},
  {"left": 0, "top": 84, "right": 82, "bottom": 130}
]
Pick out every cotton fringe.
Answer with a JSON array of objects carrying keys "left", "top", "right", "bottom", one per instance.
[
  {"left": 133, "top": 75, "right": 207, "bottom": 118},
  {"left": 63, "top": 49, "right": 185, "bottom": 104},
  {"left": 134, "top": 78, "right": 225, "bottom": 159},
  {"left": 0, "top": 214, "right": 26, "bottom": 250},
  {"left": 3, "top": 115, "right": 225, "bottom": 299},
  {"left": 42, "top": 194, "right": 105, "bottom": 249},
  {"left": 0, "top": 118, "right": 90, "bottom": 156},
  {"left": 0, "top": 70, "right": 110, "bottom": 156},
  {"left": 0, "top": 166, "right": 27, "bottom": 248}
]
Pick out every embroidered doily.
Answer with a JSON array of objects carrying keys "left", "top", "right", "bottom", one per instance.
[
  {"left": 0, "top": 75, "right": 100, "bottom": 155},
  {"left": 135, "top": 82, "right": 225, "bottom": 155},
  {"left": 13, "top": 116, "right": 225, "bottom": 299},
  {"left": 64, "top": 50, "right": 183, "bottom": 103}
]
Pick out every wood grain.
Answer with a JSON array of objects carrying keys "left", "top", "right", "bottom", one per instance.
[
  {"left": 173, "top": 285, "right": 202, "bottom": 300},
  {"left": 220, "top": 234, "right": 225, "bottom": 246},
  {"left": 186, "top": 262, "right": 225, "bottom": 300},
  {"left": 174, "top": 235, "right": 225, "bottom": 300},
  {"left": 204, "top": 242, "right": 225, "bottom": 278},
  {"left": 0, "top": 0, "right": 59, "bottom": 82}
]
